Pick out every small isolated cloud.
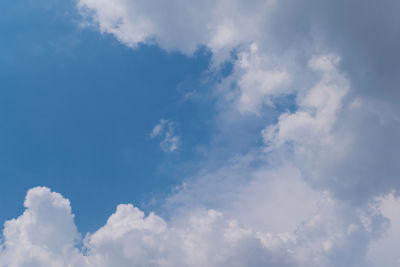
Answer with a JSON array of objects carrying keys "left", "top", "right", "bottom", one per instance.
[{"left": 150, "top": 119, "right": 180, "bottom": 152}]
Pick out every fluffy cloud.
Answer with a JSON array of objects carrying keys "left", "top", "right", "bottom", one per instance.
[
  {"left": 262, "top": 52, "right": 400, "bottom": 204},
  {"left": 4, "top": 0, "right": 396, "bottom": 266},
  {"left": 78, "top": 0, "right": 275, "bottom": 60},
  {"left": 0, "top": 185, "right": 390, "bottom": 267},
  {"left": 0, "top": 187, "right": 86, "bottom": 266},
  {"left": 263, "top": 54, "right": 348, "bottom": 149},
  {"left": 220, "top": 43, "right": 291, "bottom": 115}
]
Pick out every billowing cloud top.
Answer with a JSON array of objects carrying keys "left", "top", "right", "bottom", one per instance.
[{"left": 0, "top": 186, "right": 393, "bottom": 266}]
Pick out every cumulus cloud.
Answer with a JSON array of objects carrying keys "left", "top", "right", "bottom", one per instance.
[
  {"left": 262, "top": 52, "right": 400, "bottom": 203},
  {"left": 0, "top": 187, "right": 86, "bottom": 266},
  {"left": 150, "top": 119, "right": 180, "bottom": 152},
  {"left": 218, "top": 43, "right": 291, "bottom": 115},
  {"left": 0, "top": 185, "right": 390, "bottom": 267},
  {"left": 77, "top": 0, "right": 275, "bottom": 60},
  {"left": 263, "top": 54, "right": 349, "bottom": 161}
]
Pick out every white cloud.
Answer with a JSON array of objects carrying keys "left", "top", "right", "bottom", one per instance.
[
  {"left": 261, "top": 52, "right": 400, "bottom": 204},
  {"left": 150, "top": 119, "right": 180, "bottom": 152},
  {"left": 263, "top": 54, "right": 349, "bottom": 150},
  {"left": 78, "top": 0, "right": 275, "bottom": 61},
  {"left": 166, "top": 157, "right": 321, "bottom": 234},
  {"left": 20, "top": 1, "right": 399, "bottom": 266},
  {"left": 150, "top": 119, "right": 168, "bottom": 138},
  {"left": 0, "top": 187, "right": 86, "bottom": 266},
  {"left": 216, "top": 43, "right": 291, "bottom": 115},
  {"left": 0, "top": 185, "right": 390, "bottom": 267},
  {"left": 368, "top": 193, "right": 400, "bottom": 266},
  {"left": 236, "top": 46, "right": 290, "bottom": 114}
]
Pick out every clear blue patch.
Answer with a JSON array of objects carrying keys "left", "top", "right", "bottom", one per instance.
[{"left": 0, "top": 0, "right": 214, "bottom": 233}]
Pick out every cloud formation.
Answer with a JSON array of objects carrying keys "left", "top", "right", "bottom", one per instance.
[
  {"left": 2, "top": 0, "right": 399, "bottom": 266},
  {"left": 0, "top": 185, "right": 392, "bottom": 267},
  {"left": 0, "top": 187, "right": 86, "bottom": 266},
  {"left": 78, "top": 0, "right": 275, "bottom": 61},
  {"left": 150, "top": 119, "right": 180, "bottom": 152}
]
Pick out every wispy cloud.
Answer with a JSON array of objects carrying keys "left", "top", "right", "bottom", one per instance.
[{"left": 150, "top": 119, "right": 180, "bottom": 152}]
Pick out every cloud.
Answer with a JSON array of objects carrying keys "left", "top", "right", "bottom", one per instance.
[
  {"left": 13, "top": 0, "right": 397, "bottom": 266},
  {"left": 0, "top": 185, "right": 391, "bottom": 267},
  {"left": 77, "top": 0, "right": 275, "bottom": 61},
  {"left": 261, "top": 53, "right": 400, "bottom": 204},
  {"left": 217, "top": 43, "right": 291, "bottom": 115},
  {"left": 368, "top": 193, "right": 400, "bottom": 266},
  {"left": 164, "top": 152, "right": 393, "bottom": 266},
  {"left": 263, "top": 54, "right": 349, "bottom": 159},
  {"left": 0, "top": 187, "right": 86, "bottom": 266},
  {"left": 150, "top": 119, "right": 180, "bottom": 152}
]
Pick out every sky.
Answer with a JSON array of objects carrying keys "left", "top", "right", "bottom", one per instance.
[{"left": 1, "top": 0, "right": 400, "bottom": 266}]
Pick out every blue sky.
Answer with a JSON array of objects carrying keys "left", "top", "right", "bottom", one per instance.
[
  {"left": 1, "top": 1, "right": 400, "bottom": 266},
  {"left": 0, "top": 0, "right": 216, "bottom": 233}
]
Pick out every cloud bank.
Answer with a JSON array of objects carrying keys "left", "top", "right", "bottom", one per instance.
[{"left": 0, "top": 185, "right": 394, "bottom": 267}]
